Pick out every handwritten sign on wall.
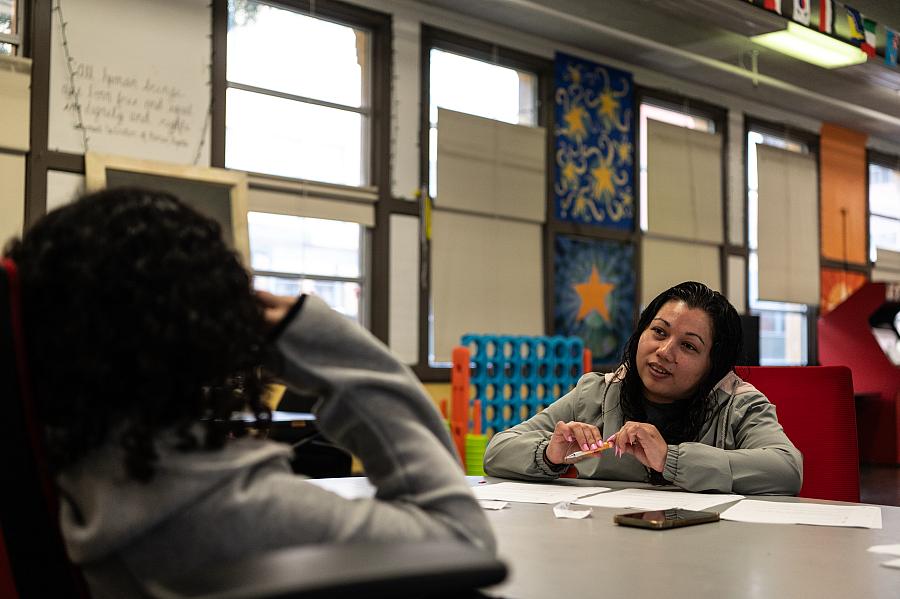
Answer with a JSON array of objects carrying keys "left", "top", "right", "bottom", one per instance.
[{"left": 48, "top": 0, "right": 210, "bottom": 165}]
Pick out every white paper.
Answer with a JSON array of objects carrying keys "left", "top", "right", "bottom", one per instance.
[
  {"left": 574, "top": 488, "right": 743, "bottom": 511},
  {"left": 720, "top": 500, "right": 882, "bottom": 529},
  {"left": 882, "top": 558, "right": 900, "bottom": 569},
  {"left": 868, "top": 544, "right": 900, "bottom": 557},
  {"left": 472, "top": 482, "right": 609, "bottom": 504},
  {"left": 306, "top": 477, "right": 375, "bottom": 500},
  {"left": 478, "top": 500, "right": 509, "bottom": 510},
  {"left": 553, "top": 502, "right": 592, "bottom": 519}
]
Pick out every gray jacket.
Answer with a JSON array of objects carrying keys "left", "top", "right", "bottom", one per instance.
[
  {"left": 484, "top": 370, "right": 802, "bottom": 495},
  {"left": 58, "top": 295, "right": 495, "bottom": 598}
]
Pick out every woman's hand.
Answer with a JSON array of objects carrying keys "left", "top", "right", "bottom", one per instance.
[
  {"left": 544, "top": 420, "right": 604, "bottom": 465},
  {"left": 611, "top": 422, "right": 668, "bottom": 472},
  {"left": 255, "top": 290, "right": 299, "bottom": 328}
]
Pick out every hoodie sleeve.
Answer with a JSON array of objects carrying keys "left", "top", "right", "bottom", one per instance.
[
  {"left": 272, "top": 294, "right": 496, "bottom": 553},
  {"left": 662, "top": 392, "right": 803, "bottom": 495}
]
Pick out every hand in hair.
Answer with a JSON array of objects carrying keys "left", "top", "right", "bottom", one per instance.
[
  {"left": 256, "top": 290, "right": 299, "bottom": 328},
  {"left": 612, "top": 422, "right": 667, "bottom": 472}
]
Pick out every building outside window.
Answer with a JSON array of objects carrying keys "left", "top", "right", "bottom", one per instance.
[
  {"left": 869, "top": 161, "right": 900, "bottom": 262},
  {"left": 0, "top": 0, "right": 20, "bottom": 55}
]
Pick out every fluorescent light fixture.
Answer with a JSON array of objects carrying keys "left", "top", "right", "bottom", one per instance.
[{"left": 751, "top": 22, "right": 867, "bottom": 69}]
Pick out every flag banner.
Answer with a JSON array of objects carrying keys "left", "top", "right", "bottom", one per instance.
[
  {"left": 845, "top": 6, "right": 866, "bottom": 46},
  {"left": 887, "top": 27, "right": 899, "bottom": 67},
  {"left": 819, "top": 0, "right": 834, "bottom": 34},
  {"left": 764, "top": 0, "right": 782, "bottom": 14},
  {"left": 862, "top": 17, "right": 877, "bottom": 57},
  {"left": 793, "top": 0, "right": 810, "bottom": 25}
]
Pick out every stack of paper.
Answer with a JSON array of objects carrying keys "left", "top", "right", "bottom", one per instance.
[
  {"left": 720, "top": 500, "right": 882, "bottom": 529},
  {"left": 574, "top": 488, "right": 743, "bottom": 511},
  {"left": 472, "top": 481, "right": 609, "bottom": 504}
]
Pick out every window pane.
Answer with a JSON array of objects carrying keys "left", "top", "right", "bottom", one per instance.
[
  {"left": 228, "top": 0, "right": 366, "bottom": 108},
  {"left": 0, "top": 42, "right": 12, "bottom": 55},
  {"left": 0, "top": 0, "right": 14, "bottom": 35},
  {"left": 869, "top": 163, "right": 900, "bottom": 218},
  {"left": 870, "top": 214, "right": 900, "bottom": 256},
  {"left": 429, "top": 49, "right": 537, "bottom": 126},
  {"left": 248, "top": 212, "right": 361, "bottom": 278},
  {"left": 253, "top": 275, "right": 360, "bottom": 321},
  {"left": 758, "top": 310, "right": 807, "bottom": 366},
  {"left": 226, "top": 88, "right": 364, "bottom": 185}
]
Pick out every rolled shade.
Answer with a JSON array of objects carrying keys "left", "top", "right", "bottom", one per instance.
[
  {"left": 873, "top": 248, "right": 900, "bottom": 282},
  {"left": 646, "top": 119, "right": 723, "bottom": 243},
  {"left": 641, "top": 237, "right": 721, "bottom": 307},
  {"left": 389, "top": 214, "right": 419, "bottom": 365},
  {"left": 756, "top": 144, "right": 819, "bottom": 305},
  {"left": 431, "top": 209, "right": 543, "bottom": 363},
  {"left": 436, "top": 108, "right": 545, "bottom": 223},
  {"left": 248, "top": 187, "right": 374, "bottom": 227}
]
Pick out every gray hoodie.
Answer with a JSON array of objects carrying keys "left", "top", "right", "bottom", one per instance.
[
  {"left": 57, "top": 294, "right": 495, "bottom": 598},
  {"left": 484, "top": 369, "right": 803, "bottom": 495}
]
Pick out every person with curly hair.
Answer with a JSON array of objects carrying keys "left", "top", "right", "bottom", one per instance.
[
  {"left": 6, "top": 187, "right": 494, "bottom": 597},
  {"left": 483, "top": 281, "right": 802, "bottom": 495}
]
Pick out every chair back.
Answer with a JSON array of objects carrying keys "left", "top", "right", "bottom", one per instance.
[
  {"left": 0, "top": 259, "right": 89, "bottom": 597},
  {"left": 736, "top": 365, "right": 860, "bottom": 503}
]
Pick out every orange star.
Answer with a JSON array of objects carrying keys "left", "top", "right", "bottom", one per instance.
[{"left": 574, "top": 266, "right": 615, "bottom": 322}]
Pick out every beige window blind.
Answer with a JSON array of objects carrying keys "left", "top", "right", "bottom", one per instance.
[
  {"left": 756, "top": 144, "right": 819, "bottom": 305},
  {"left": 641, "top": 237, "right": 721, "bottom": 307},
  {"left": 646, "top": 119, "right": 723, "bottom": 243}
]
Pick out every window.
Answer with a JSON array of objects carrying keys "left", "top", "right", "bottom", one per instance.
[
  {"left": 428, "top": 48, "right": 539, "bottom": 198},
  {"left": 249, "top": 212, "right": 366, "bottom": 322},
  {"left": 868, "top": 161, "right": 900, "bottom": 262},
  {"left": 747, "top": 130, "right": 810, "bottom": 366},
  {"left": 638, "top": 101, "right": 715, "bottom": 233},
  {"left": 0, "top": 0, "right": 20, "bottom": 55},
  {"left": 226, "top": 0, "right": 370, "bottom": 186}
]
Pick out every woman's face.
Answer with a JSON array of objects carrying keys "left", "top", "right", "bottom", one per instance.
[{"left": 636, "top": 300, "right": 713, "bottom": 404}]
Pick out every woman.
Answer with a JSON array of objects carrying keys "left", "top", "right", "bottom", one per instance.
[
  {"left": 483, "top": 281, "right": 802, "bottom": 495},
  {"left": 6, "top": 188, "right": 494, "bottom": 597}
]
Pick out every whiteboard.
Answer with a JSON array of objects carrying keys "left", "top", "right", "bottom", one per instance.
[{"left": 48, "top": 0, "right": 211, "bottom": 165}]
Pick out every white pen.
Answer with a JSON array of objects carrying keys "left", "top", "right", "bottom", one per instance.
[{"left": 565, "top": 441, "right": 614, "bottom": 461}]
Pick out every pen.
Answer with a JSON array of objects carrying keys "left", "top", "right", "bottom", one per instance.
[{"left": 565, "top": 441, "right": 613, "bottom": 461}]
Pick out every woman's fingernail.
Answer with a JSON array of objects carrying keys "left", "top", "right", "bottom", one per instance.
[
  {"left": 590, "top": 443, "right": 598, "bottom": 450},
  {"left": 582, "top": 444, "right": 589, "bottom": 451},
  {"left": 566, "top": 436, "right": 573, "bottom": 442}
]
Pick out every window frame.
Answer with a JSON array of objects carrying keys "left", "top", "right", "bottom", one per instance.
[
  {"left": 744, "top": 115, "right": 821, "bottom": 366},
  {"left": 867, "top": 149, "right": 900, "bottom": 264},
  {"left": 416, "top": 25, "right": 552, "bottom": 380},
  {"left": 634, "top": 88, "right": 729, "bottom": 314},
  {"left": 0, "top": 0, "right": 23, "bottom": 55},
  {"left": 212, "top": 0, "right": 391, "bottom": 341}
]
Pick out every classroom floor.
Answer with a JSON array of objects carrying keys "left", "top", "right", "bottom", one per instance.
[{"left": 860, "top": 464, "right": 900, "bottom": 506}]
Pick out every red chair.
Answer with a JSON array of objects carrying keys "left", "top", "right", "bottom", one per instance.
[{"left": 735, "top": 366, "right": 860, "bottom": 503}]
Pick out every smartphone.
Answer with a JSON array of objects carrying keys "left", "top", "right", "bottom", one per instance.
[{"left": 614, "top": 508, "right": 719, "bottom": 529}]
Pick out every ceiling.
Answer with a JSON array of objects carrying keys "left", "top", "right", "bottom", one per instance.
[{"left": 415, "top": 0, "right": 900, "bottom": 145}]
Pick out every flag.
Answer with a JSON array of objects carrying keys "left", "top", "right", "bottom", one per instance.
[
  {"left": 887, "top": 27, "right": 899, "bottom": 68},
  {"left": 794, "top": 0, "right": 810, "bottom": 26},
  {"left": 764, "top": 0, "right": 782, "bottom": 14},
  {"left": 846, "top": 6, "right": 866, "bottom": 46},
  {"left": 819, "top": 0, "right": 833, "bottom": 34},
  {"left": 861, "top": 18, "right": 877, "bottom": 57}
]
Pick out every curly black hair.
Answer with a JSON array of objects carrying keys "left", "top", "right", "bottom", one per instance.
[
  {"left": 617, "top": 281, "right": 742, "bottom": 444},
  {"left": 5, "top": 187, "right": 270, "bottom": 481}
]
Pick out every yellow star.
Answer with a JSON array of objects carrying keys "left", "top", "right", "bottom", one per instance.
[
  {"left": 567, "top": 64, "right": 581, "bottom": 86},
  {"left": 562, "top": 161, "right": 578, "bottom": 184},
  {"left": 617, "top": 140, "right": 632, "bottom": 164},
  {"left": 599, "top": 90, "right": 619, "bottom": 121},
  {"left": 563, "top": 105, "right": 588, "bottom": 140},
  {"left": 574, "top": 266, "right": 615, "bottom": 322},
  {"left": 591, "top": 164, "right": 614, "bottom": 198}
]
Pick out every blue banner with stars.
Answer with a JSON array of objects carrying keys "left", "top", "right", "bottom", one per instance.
[
  {"left": 554, "top": 234, "right": 635, "bottom": 367},
  {"left": 553, "top": 53, "right": 634, "bottom": 229}
]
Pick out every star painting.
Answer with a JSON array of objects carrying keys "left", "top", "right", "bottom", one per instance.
[{"left": 555, "top": 235, "right": 635, "bottom": 367}]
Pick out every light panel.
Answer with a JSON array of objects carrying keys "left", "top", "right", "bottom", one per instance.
[{"left": 752, "top": 23, "right": 867, "bottom": 69}]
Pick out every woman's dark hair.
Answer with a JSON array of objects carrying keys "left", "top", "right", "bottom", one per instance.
[
  {"left": 618, "top": 281, "right": 742, "bottom": 443},
  {"left": 6, "top": 187, "right": 269, "bottom": 481}
]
